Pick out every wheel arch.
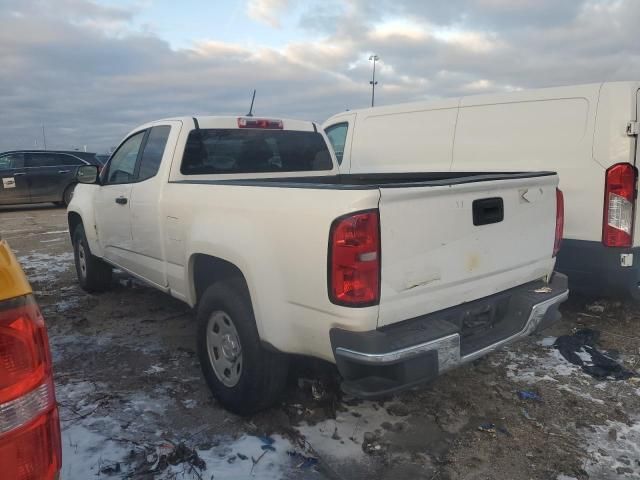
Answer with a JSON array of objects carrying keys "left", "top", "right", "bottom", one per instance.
[
  {"left": 67, "top": 211, "right": 83, "bottom": 242},
  {"left": 63, "top": 182, "right": 78, "bottom": 205},
  {"left": 189, "top": 253, "right": 252, "bottom": 309},
  {"left": 67, "top": 197, "right": 103, "bottom": 258}
]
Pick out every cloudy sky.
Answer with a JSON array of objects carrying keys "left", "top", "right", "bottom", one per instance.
[{"left": 1, "top": 0, "right": 639, "bottom": 153}]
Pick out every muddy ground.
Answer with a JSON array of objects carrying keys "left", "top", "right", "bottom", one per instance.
[{"left": 2, "top": 204, "right": 640, "bottom": 480}]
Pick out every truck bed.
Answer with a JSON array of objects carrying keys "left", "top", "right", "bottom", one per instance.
[{"left": 171, "top": 169, "right": 559, "bottom": 329}]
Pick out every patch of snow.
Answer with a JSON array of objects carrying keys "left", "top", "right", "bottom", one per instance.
[
  {"left": 557, "top": 385, "right": 605, "bottom": 405},
  {"left": 63, "top": 415, "right": 299, "bottom": 480},
  {"left": 575, "top": 347, "right": 594, "bottom": 365},
  {"left": 62, "top": 422, "right": 131, "bottom": 479},
  {"left": 582, "top": 418, "right": 640, "bottom": 479},
  {"left": 17, "top": 251, "right": 74, "bottom": 282},
  {"left": 505, "top": 347, "right": 581, "bottom": 383},
  {"left": 182, "top": 398, "right": 198, "bottom": 409},
  {"left": 539, "top": 336, "right": 557, "bottom": 347},
  {"left": 40, "top": 237, "right": 65, "bottom": 243},
  {"left": 125, "top": 391, "right": 170, "bottom": 415},
  {"left": 192, "top": 434, "right": 297, "bottom": 480},
  {"left": 55, "top": 296, "right": 82, "bottom": 313},
  {"left": 295, "top": 401, "right": 396, "bottom": 462},
  {"left": 144, "top": 364, "right": 166, "bottom": 375}
]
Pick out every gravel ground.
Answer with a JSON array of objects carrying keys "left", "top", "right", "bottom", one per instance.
[{"left": 2, "top": 204, "right": 640, "bottom": 480}]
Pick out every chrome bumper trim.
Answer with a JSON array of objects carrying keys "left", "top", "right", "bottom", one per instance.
[{"left": 334, "top": 290, "right": 569, "bottom": 371}]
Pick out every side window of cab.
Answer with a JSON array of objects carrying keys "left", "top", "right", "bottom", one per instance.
[
  {"left": 324, "top": 123, "right": 348, "bottom": 165},
  {"left": 103, "top": 131, "right": 146, "bottom": 184}
]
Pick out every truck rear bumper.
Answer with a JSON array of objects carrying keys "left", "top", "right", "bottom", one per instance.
[
  {"left": 330, "top": 273, "right": 568, "bottom": 398},
  {"left": 555, "top": 239, "right": 640, "bottom": 300}
]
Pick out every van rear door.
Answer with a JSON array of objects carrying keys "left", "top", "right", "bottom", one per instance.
[{"left": 376, "top": 173, "right": 559, "bottom": 327}]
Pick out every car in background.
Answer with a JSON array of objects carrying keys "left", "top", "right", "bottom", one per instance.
[
  {"left": 0, "top": 237, "right": 61, "bottom": 479},
  {"left": 0, "top": 149, "right": 103, "bottom": 206}
]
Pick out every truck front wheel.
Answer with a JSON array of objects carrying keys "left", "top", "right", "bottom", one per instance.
[
  {"left": 197, "top": 279, "right": 288, "bottom": 415},
  {"left": 73, "top": 224, "right": 113, "bottom": 292}
]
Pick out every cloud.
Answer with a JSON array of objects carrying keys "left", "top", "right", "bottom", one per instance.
[
  {"left": 1, "top": 0, "right": 640, "bottom": 153},
  {"left": 247, "top": 0, "right": 291, "bottom": 27}
]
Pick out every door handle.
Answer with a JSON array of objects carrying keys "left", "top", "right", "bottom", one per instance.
[
  {"left": 58, "top": 170, "right": 71, "bottom": 174},
  {"left": 13, "top": 172, "right": 26, "bottom": 177},
  {"left": 115, "top": 197, "right": 128, "bottom": 205}
]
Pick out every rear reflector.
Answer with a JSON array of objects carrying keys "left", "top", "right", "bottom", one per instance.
[
  {"left": 237, "top": 117, "right": 283, "bottom": 129},
  {"left": 328, "top": 210, "right": 380, "bottom": 307},
  {"left": 603, "top": 163, "right": 637, "bottom": 247},
  {"left": 0, "top": 295, "right": 60, "bottom": 480},
  {"left": 554, "top": 188, "right": 564, "bottom": 257}
]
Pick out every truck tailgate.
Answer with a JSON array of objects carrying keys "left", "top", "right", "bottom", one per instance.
[{"left": 378, "top": 174, "right": 558, "bottom": 327}]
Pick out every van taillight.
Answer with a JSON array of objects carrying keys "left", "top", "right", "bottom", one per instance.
[
  {"left": 603, "top": 163, "right": 637, "bottom": 247},
  {"left": 554, "top": 188, "right": 564, "bottom": 257},
  {"left": 329, "top": 210, "right": 380, "bottom": 307},
  {"left": 0, "top": 295, "right": 61, "bottom": 480}
]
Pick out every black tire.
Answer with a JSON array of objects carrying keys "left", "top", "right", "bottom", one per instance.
[
  {"left": 63, "top": 184, "right": 76, "bottom": 206},
  {"left": 197, "top": 279, "right": 289, "bottom": 415},
  {"left": 73, "top": 224, "right": 112, "bottom": 292}
]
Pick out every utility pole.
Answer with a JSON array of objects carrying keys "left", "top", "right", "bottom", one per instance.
[
  {"left": 41, "top": 124, "right": 47, "bottom": 150},
  {"left": 369, "top": 55, "right": 379, "bottom": 107}
]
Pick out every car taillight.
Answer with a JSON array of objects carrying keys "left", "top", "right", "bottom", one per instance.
[
  {"left": 0, "top": 295, "right": 61, "bottom": 480},
  {"left": 554, "top": 188, "right": 564, "bottom": 257},
  {"left": 603, "top": 163, "right": 637, "bottom": 247},
  {"left": 328, "top": 210, "right": 380, "bottom": 307}
]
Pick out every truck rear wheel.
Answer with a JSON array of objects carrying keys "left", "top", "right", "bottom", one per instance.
[
  {"left": 197, "top": 279, "right": 288, "bottom": 415},
  {"left": 73, "top": 224, "right": 112, "bottom": 292}
]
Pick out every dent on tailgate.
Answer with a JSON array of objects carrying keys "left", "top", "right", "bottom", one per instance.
[{"left": 0, "top": 239, "right": 32, "bottom": 301}]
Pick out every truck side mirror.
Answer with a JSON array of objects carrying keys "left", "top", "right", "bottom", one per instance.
[{"left": 77, "top": 165, "right": 99, "bottom": 184}]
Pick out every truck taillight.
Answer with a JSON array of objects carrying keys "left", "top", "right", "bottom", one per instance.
[
  {"left": 0, "top": 295, "right": 61, "bottom": 480},
  {"left": 554, "top": 188, "right": 564, "bottom": 257},
  {"left": 237, "top": 117, "right": 283, "bottom": 129},
  {"left": 603, "top": 163, "right": 637, "bottom": 248},
  {"left": 328, "top": 210, "right": 380, "bottom": 307}
]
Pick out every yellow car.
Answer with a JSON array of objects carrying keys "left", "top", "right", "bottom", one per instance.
[{"left": 0, "top": 238, "right": 61, "bottom": 480}]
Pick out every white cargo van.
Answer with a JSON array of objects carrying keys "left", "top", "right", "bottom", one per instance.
[{"left": 323, "top": 81, "right": 640, "bottom": 299}]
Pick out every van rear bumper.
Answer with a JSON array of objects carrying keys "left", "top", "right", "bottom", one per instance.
[
  {"left": 555, "top": 239, "right": 640, "bottom": 299},
  {"left": 330, "top": 273, "right": 568, "bottom": 398}
]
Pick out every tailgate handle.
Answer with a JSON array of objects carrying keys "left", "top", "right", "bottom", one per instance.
[{"left": 473, "top": 197, "right": 504, "bottom": 226}]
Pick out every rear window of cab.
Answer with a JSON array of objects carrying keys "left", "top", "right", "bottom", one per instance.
[{"left": 180, "top": 129, "right": 333, "bottom": 175}]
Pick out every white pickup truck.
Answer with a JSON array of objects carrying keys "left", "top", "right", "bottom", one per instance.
[{"left": 68, "top": 115, "right": 568, "bottom": 414}]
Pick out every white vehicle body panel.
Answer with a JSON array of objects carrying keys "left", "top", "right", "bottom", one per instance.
[{"left": 377, "top": 175, "right": 557, "bottom": 326}]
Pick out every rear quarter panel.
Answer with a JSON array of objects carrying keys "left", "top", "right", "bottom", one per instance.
[{"left": 161, "top": 182, "right": 381, "bottom": 362}]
